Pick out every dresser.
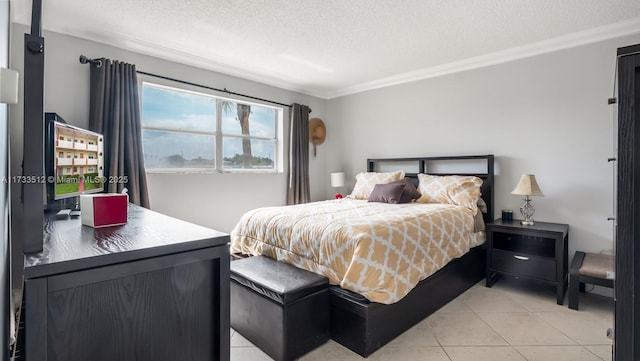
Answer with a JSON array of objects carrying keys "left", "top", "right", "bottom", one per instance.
[
  {"left": 485, "top": 219, "right": 569, "bottom": 305},
  {"left": 22, "top": 204, "right": 230, "bottom": 361}
]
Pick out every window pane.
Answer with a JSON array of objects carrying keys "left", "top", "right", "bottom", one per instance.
[
  {"left": 142, "top": 84, "right": 216, "bottom": 132},
  {"left": 223, "top": 137, "right": 275, "bottom": 169},
  {"left": 221, "top": 102, "right": 276, "bottom": 138},
  {"left": 143, "top": 130, "right": 215, "bottom": 169}
]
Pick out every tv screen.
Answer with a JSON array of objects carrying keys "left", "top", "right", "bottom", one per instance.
[{"left": 45, "top": 115, "right": 104, "bottom": 203}]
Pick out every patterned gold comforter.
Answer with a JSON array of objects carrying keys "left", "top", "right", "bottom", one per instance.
[{"left": 230, "top": 198, "right": 484, "bottom": 304}]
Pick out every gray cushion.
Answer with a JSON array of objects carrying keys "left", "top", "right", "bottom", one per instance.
[
  {"left": 579, "top": 253, "right": 614, "bottom": 279},
  {"left": 473, "top": 211, "right": 486, "bottom": 232},
  {"left": 477, "top": 197, "right": 488, "bottom": 213},
  {"left": 368, "top": 182, "right": 405, "bottom": 204},
  {"left": 391, "top": 178, "right": 422, "bottom": 203}
]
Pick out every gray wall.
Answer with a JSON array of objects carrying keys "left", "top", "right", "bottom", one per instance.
[
  {"left": 1, "top": 1, "right": 10, "bottom": 359},
  {"left": 326, "top": 34, "right": 640, "bottom": 286}
]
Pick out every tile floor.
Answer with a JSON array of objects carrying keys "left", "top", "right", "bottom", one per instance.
[{"left": 230, "top": 278, "right": 613, "bottom": 361}]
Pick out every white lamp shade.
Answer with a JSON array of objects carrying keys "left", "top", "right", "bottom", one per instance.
[
  {"left": 0, "top": 68, "right": 19, "bottom": 104},
  {"left": 511, "top": 174, "right": 544, "bottom": 196},
  {"left": 330, "top": 172, "right": 346, "bottom": 188}
]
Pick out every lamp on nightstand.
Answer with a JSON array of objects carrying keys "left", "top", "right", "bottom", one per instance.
[
  {"left": 511, "top": 174, "right": 544, "bottom": 226},
  {"left": 330, "top": 172, "right": 346, "bottom": 199}
]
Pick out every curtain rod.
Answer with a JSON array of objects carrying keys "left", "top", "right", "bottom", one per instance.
[{"left": 79, "top": 55, "right": 311, "bottom": 112}]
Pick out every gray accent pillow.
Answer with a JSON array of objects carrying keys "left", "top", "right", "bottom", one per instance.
[
  {"left": 368, "top": 183, "right": 406, "bottom": 204},
  {"left": 391, "top": 178, "right": 422, "bottom": 203},
  {"left": 473, "top": 197, "right": 488, "bottom": 232},
  {"left": 473, "top": 211, "right": 486, "bottom": 232},
  {"left": 477, "top": 197, "right": 488, "bottom": 213}
]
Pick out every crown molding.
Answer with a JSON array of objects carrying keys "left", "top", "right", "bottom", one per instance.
[
  {"left": 93, "top": 32, "right": 328, "bottom": 98},
  {"left": 326, "top": 17, "right": 640, "bottom": 99}
]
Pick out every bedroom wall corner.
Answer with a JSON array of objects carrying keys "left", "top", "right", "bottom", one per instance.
[{"left": 325, "top": 33, "right": 640, "bottom": 296}]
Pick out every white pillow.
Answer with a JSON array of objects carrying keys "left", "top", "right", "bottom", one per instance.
[
  {"left": 348, "top": 171, "right": 405, "bottom": 200},
  {"left": 416, "top": 174, "right": 483, "bottom": 214}
]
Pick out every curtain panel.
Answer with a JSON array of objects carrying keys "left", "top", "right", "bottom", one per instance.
[
  {"left": 286, "top": 103, "right": 311, "bottom": 205},
  {"left": 89, "top": 58, "right": 150, "bottom": 207}
]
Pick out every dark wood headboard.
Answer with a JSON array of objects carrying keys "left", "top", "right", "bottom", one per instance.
[{"left": 366, "top": 155, "right": 495, "bottom": 224}]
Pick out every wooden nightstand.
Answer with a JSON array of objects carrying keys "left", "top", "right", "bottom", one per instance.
[{"left": 485, "top": 219, "right": 569, "bottom": 304}]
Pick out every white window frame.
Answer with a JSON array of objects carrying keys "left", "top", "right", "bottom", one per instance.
[{"left": 140, "top": 81, "right": 284, "bottom": 174}]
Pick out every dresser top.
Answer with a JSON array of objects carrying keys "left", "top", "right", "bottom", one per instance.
[{"left": 24, "top": 204, "right": 229, "bottom": 278}]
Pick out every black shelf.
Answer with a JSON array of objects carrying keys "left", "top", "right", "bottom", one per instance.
[{"left": 492, "top": 231, "right": 556, "bottom": 259}]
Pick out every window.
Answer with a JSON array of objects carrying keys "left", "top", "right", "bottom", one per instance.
[{"left": 140, "top": 82, "right": 283, "bottom": 173}]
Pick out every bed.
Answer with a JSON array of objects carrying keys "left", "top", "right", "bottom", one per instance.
[{"left": 230, "top": 154, "right": 494, "bottom": 357}]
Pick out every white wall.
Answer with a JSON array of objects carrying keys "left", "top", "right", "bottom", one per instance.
[
  {"left": 9, "top": 23, "right": 328, "bottom": 237},
  {"left": 326, "top": 34, "right": 640, "bottom": 270}
]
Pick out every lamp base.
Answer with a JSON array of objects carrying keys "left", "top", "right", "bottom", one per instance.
[{"left": 519, "top": 196, "right": 536, "bottom": 227}]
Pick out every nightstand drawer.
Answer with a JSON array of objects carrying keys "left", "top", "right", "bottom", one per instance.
[{"left": 491, "top": 249, "right": 556, "bottom": 281}]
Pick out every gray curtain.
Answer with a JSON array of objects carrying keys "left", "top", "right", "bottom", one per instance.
[
  {"left": 89, "top": 58, "right": 150, "bottom": 208},
  {"left": 286, "top": 104, "right": 311, "bottom": 205}
]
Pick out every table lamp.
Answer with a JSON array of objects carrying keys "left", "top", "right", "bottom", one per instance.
[
  {"left": 510, "top": 174, "right": 544, "bottom": 226},
  {"left": 330, "top": 172, "right": 346, "bottom": 199}
]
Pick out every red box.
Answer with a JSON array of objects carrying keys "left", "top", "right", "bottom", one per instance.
[{"left": 80, "top": 193, "right": 128, "bottom": 228}]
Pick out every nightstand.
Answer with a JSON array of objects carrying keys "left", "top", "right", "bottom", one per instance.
[{"left": 485, "top": 219, "right": 569, "bottom": 305}]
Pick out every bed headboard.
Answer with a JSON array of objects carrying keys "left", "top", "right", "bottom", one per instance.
[{"left": 366, "top": 155, "right": 495, "bottom": 224}]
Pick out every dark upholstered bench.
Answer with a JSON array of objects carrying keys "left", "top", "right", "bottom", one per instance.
[
  {"left": 230, "top": 256, "right": 329, "bottom": 361},
  {"left": 569, "top": 251, "right": 614, "bottom": 310}
]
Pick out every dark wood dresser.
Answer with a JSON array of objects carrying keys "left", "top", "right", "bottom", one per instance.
[{"left": 22, "top": 204, "right": 230, "bottom": 361}]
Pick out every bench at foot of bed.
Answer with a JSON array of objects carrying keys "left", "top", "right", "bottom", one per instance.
[{"left": 230, "top": 256, "right": 330, "bottom": 361}]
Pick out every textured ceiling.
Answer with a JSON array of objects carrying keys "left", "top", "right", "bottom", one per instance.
[{"left": 10, "top": 0, "right": 640, "bottom": 99}]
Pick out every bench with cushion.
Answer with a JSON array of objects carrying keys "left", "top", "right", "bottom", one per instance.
[
  {"left": 568, "top": 251, "right": 614, "bottom": 310},
  {"left": 230, "top": 256, "right": 329, "bottom": 361}
]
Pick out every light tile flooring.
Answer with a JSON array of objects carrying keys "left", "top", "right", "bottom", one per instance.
[{"left": 231, "top": 278, "right": 613, "bottom": 361}]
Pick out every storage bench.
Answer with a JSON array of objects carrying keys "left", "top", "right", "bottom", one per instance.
[
  {"left": 230, "top": 256, "right": 329, "bottom": 361},
  {"left": 568, "top": 251, "right": 614, "bottom": 310}
]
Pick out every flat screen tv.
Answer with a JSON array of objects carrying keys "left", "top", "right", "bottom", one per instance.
[{"left": 45, "top": 113, "right": 104, "bottom": 208}]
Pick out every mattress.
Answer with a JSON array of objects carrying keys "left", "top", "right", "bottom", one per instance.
[{"left": 230, "top": 198, "right": 484, "bottom": 304}]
